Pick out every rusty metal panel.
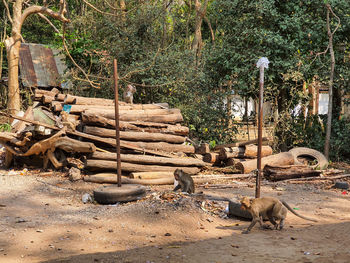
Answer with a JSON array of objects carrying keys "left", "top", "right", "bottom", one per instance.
[
  {"left": 29, "top": 44, "right": 51, "bottom": 87},
  {"left": 41, "top": 46, "right": 60, "bottom": 87},
  {"left": 19, "top": 44, "right": 38, "bottom": 87},
  {"left": 18, "top": 43, "right": 61, "bottom": 88}
]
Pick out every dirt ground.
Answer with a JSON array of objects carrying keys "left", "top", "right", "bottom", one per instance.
[{"left": 0, "top": 168, "right": 350, "bottom": 263}]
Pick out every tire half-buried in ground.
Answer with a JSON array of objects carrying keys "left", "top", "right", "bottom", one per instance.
[
  {"left": 288, "top": 147, "right": 328, "bottom": 169},
  {"left": 93, "top": 184, "right": 147, "bottom": 204}
]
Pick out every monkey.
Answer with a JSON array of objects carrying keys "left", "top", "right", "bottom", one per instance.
[
  {"left": 123, "top": 84, "right": 136, "bottom": 104},
  {"left": 173, "top": 168, "right": 195, "bottom": 194},
  {"left": 240, "top": 196, "right": 317, "bottom": 234}
]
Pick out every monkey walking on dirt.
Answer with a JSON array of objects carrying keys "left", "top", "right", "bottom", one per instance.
[
  {"left": 240, "top": 196, "right": 318, "bottom": 234},
  {"left": 173, "top": 168, "right": 195, "bottom": 194}
]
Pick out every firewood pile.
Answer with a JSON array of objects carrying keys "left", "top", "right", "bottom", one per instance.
[{"left": 0, "top": 88, "right": 209, "bottom": 178}]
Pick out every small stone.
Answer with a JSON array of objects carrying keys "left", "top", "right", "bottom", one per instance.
[
  {"left": 36, "top": 229, "right": 43, "bottom": 233},
  {"left": 69, "top": 167, "right": 82, "bottom": 181},
  {"left": 291, "top": 237, "right": 296, "bottom": 240},
  {"left": 108, "top": 229, "right": 113, "bottom": 233},
  {"left": 164, "top": 233, "right": 172, "bottom": 236}
]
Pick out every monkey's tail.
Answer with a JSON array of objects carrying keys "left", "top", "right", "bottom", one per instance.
[{"left": 281, "top": 201, "right": 318, "bottom": 222}]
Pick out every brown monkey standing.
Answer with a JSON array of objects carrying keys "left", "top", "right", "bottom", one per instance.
[
  {"left": 240, "top": 196, "right": 317, "bottom": 234},
  {"left": 173, "top": 168, "right": 195, "bottom": 194}
]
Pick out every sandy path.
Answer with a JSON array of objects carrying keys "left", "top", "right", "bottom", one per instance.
[{"left": 0, "top": 172, "right": 350, "bottom": 263}]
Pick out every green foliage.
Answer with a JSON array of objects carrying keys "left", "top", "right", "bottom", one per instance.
[{"left": 0, "top": 123, "right": 11, "bottom": 132}]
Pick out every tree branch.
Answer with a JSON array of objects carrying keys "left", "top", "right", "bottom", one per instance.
[
  {"left": 20, "top": 0, "right": 70, "bottom": 27},
  {"left": 82, "top": 0, "right": 119, "bottom": 16},
  {"left": 62, "top": 24, "right": 100, "bottom": 89},
  {"left": 2, "top": 0, "right": 13, "bottom": 24}
]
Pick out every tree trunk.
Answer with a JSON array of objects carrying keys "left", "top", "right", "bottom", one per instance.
[
  {"left": 324, "top": 4, "right": 337, "bottom": 160},
  {"left": 192, "top": 0, "right": 209, "bottom": 61}
]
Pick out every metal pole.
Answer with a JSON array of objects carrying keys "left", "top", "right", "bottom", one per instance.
[
  {"left": 113, "top": 59, "right": 122, "bottom": 187},
  {"left": 255, "top": 57, "right": 269, "bottom": 198}
]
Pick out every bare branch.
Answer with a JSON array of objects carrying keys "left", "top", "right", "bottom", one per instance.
[
  {"left": 82, "top": 0, "right": 118, "bottom": 16},
  {"left": 326, "top": 4, "right": 341, "bottom": 36},
  {"left": 204, "top": 16, "right": 215, "bottom": 45},
  {"left": 2, "top": 0, "right": 13, "bottom": 24},
  {"left": 119, "top": 48, "right": 161, "bottom": 81},
  {"left": 62, "top": 24, "right": 100, "bottom": 89},
  {"left": 38, "top": 13, "right": 60, "bottom": 34},
  {"left": 20, "top": 2, "right": 70, "bottom": 28}
]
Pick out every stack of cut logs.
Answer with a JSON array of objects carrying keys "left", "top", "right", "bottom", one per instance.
[{"left": 0, "top": 87, "right": 209, "bottom": 176}]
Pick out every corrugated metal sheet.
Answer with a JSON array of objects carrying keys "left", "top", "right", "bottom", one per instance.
[
  {"left": 19, "top": 43, "right": 65, "bottom": 88},
  {"left": 19, "top": 44, "right": 37, "bottom": 87}
]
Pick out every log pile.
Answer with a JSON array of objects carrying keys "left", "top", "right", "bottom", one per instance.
[{"left": 0, "top": 88, "right": 208, "bottom": 177}]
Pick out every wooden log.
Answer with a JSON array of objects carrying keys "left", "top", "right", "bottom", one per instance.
[
  {"left": 203, "top": 153, "right": 221, "bottom": 164},
  {"left": 0, "top": 112, "right": 185, "bottom": 158},
  {"left": 42, "top": 95, "right": 55, "bottom": 104},
  {"left": 35, "top": 88, "right": 59, "bottom": 97},
  {"left": 130, "top": 172, "right": 173, "bottom": 179},
  {"left": 84, "top": 174, "right": 174, "bottom": 185},
  {"left": 83, "top": 126, "right": 186, "bottom": 144},
  {"left": 64, "top": 94, "right": 116, "bottom": 105},
  {"left": 85, "top": 159, "right": 201, "bottom": 174},
  {"left": 84, "top": 173, "right": 243, "bottom": 185},
  {"left": 56, "top": 93, "right": 66, "bottom": 101},
  {"left": 51, "top": 101, "right": 63, "bottom": 111},
  {"left": 219, "top": 147, "right": 245, "bottom": 160},
  {"left": 55, "top": 137, "right": 96, "bottom": 153},
  {"left": 235, "top": 152, "right": 295, "bottom": 174},
  {"left": 213, "top": 137, "right": 270, "bottom": 151},
  {"left": 81, "top": 113, "right": 189, "bottom": 135},
  {"left": 195, "top": 143, "right": 210, "bottom": 154},
  {"left": 90, "top": 151, "right": 207, "bottom": 167},
  {"left": 225, "top": 158, "right": 247, "bottom": 166},
  {"left": 263, "top": 164, "right": 322, "bottom": 181},
  {"left": 244, "top": 144, "right": 273, "bottom": 158},
  {"left": 219, "top": 145, "right": 273, "bottom": 159},
  {"left": 84, "top": 108, "right": 183, "bottom": 123},
  {"left": 128, "top": 141, "right": 195, "bottom": 154}
]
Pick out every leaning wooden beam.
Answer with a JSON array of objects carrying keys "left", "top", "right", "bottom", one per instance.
[
  {"left": 85, "top": 159, "right": 201, "bottom": 174},
  {"left": 90, "top": 151, "right": 207, "bottom": 167},
  {"left": 83, "top": 126, "right": 186, "bottom": 144}
]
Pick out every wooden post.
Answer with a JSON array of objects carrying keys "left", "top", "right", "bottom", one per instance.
[
  {"left": 256, "top": 57, "right": 269, "bottom": 198},
  {"left": 113, "top": 59, "right": 122, "bottom": 187}
]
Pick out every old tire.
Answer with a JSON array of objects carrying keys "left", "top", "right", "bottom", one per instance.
[
  {"left": 93, "top": 184, "right": 146, "bottom": 204},
  {"left": 288, "top": 147, "right": 328, "bottom": 169}
]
